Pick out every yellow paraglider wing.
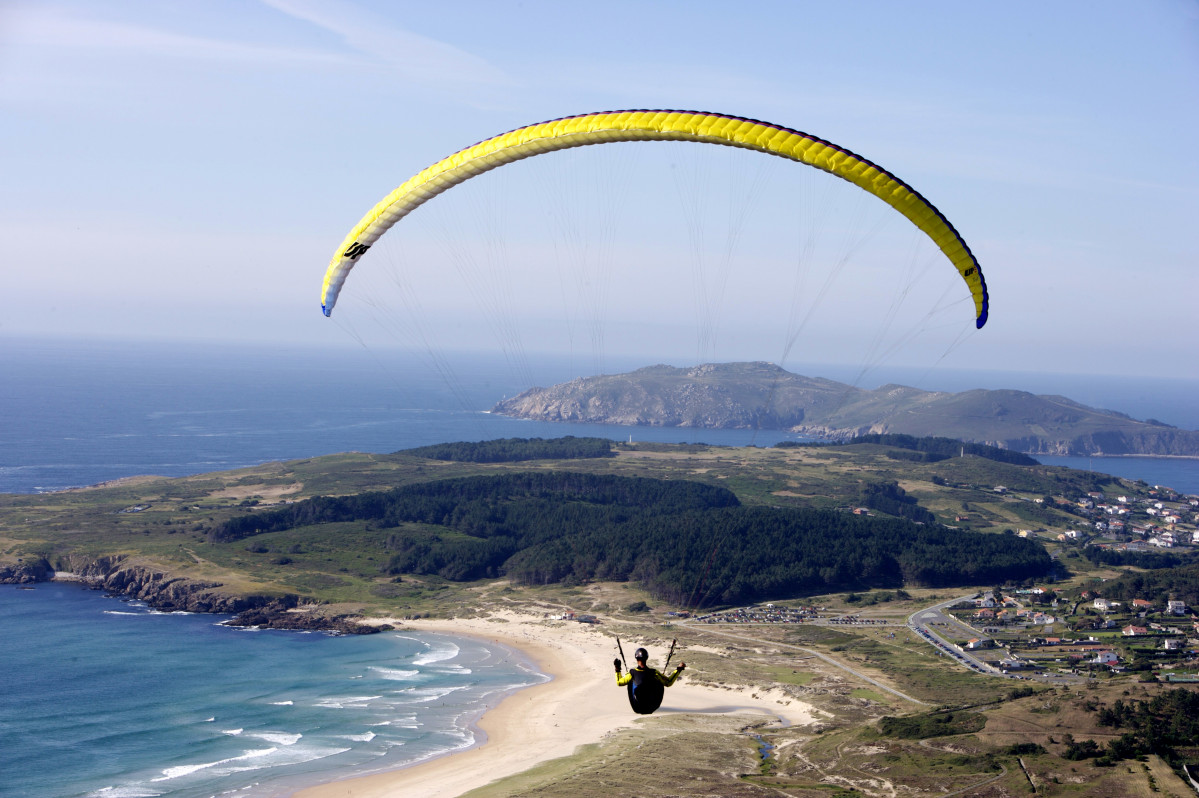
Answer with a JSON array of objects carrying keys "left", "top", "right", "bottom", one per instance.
[{"left": 321, "top": 110, "right": 989, "bottom": 328}]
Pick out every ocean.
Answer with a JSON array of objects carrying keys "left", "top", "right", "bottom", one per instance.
[
  {"left": 0, "top": 337, "right": 800, "bottom": 496},
  {"left": 2, "top": 336, "right": 1198, "bottom": 797},
  {"left": 4, "top": 337, "right": 1196, "bottom": 495},
  {"left": 0, "top": 583, "right": 544, "bottom": 798}
]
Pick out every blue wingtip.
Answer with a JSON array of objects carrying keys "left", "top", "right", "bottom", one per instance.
[{"left": 322, "top": 304, "right": 332, "bottom": 318}]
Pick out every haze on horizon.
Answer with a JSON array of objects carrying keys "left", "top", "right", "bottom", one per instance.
[{"left": 3, "top": 0, "right": 1197, "bottom": 382}]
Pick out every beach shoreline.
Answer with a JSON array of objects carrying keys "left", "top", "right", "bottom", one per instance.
[{"left": 292, "top": 610, "right": 820, "bottom": 798}]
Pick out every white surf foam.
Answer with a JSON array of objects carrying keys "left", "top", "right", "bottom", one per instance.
[
  {"left": 393, "top": 685, "right": 469, "bottom": 704},
  {"left": 153, "top": 747, "right": 277, "bottom": 781},
  {"left": 411, "top": 640, "right": 459, "bottom": 666},
  {"left": 338, "top": 731, "right": 377, "bottom": 742},
  {"left": 368, "top": 666, "right": 419, "bottom": 680},
  {"left": 248, "top": 731, "right": 301, "bottom": 746},
  {"left": 314, "top": 695, "right": 383, "bottom": 709},
  {"left": 86, "top": 786, "right": 163, "bottom": 798}
]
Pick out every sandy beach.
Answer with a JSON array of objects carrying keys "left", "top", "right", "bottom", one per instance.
[{"left": 294, "top": 610, "right": 820, "bottom": 798}]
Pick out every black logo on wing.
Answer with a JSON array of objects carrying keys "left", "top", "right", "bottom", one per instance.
[{"left": 343, "top": 242, "right": 371, "bottom": 260}]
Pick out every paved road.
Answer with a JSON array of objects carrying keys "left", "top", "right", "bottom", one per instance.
[
  {"left": 687, "top": 594, "right": 1082, "bottom": 694},
  {"left": 906, "top": 594, "right": 1007, "bottom": 676},
  {"left": 907, "top": 594, "right": 1080, "bottom": 686}
]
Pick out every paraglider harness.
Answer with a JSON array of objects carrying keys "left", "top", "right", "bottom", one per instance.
[{"left": 616, "top": 638, "right": 678, "bottom": 715}]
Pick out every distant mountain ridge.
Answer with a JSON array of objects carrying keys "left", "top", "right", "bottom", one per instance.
[{"left": 491, "top": 362, "right": 1199, "bottom": 458}]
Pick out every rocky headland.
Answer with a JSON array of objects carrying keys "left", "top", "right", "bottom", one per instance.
[
  {"left": 492, "top": 362, "right": 1199, "bottom": 458},
  {"left": 0, "top": 555, "right": 389, "bottom": 634}
]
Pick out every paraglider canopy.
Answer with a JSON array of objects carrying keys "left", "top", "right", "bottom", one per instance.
[{"left": 320, "top": 110, "right": 988, "bottom": 329}]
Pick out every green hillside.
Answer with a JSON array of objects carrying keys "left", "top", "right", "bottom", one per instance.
[{"left": 1, "top": 436, "right": 1161, "bottom": 622}]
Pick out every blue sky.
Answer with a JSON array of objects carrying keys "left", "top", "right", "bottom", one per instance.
[{"left": 3, "top": 0, "right": 1197, "bottom": 380}]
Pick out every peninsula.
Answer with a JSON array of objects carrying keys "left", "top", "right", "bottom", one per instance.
[{"left": 492, "top": 362, "right": 1199, "bottom": 457}]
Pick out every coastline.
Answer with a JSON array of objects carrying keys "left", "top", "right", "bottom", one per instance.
[
  {"left": 1035, "top": 452, "right": 1199, "bottom": 461},
  {"left": 294, "top": 610, "right": 820, "bottom": 798}
]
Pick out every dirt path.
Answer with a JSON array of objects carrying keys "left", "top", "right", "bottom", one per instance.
[{"left": 687, "top": 624, "right": 928, "bottom": 706}]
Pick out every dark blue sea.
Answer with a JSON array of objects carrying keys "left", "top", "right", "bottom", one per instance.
[
  {"left": 2, "top": 336, "right": 1197, "bottom": 797},
  {"left": 0, "top": 338, "right": 802, "bottom": 495}
]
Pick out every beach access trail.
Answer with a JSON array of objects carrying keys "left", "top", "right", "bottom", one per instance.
[{"left": 691, "top": 623, "right": 927, "bottom": 706}]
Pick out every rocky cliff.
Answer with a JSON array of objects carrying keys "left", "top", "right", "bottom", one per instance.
[
  {"left": 0, "top": 558, "right": 53, "bottom": 583},
  {"left": 1, "top": 554, "right": 389, "bottom": 634},
  {"left": 493, "top": 362, "right": 1199, "bottom": 458}
]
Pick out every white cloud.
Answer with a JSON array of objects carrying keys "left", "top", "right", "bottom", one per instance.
[
  {"left": 259, "top": 0, "right": 513, "bottom": 88},
  {"left": 3, "top": 2, "right": 513, "bottom": 92},
  {"left": 5, "top": 5, "right": 349, "bottom": 67}
]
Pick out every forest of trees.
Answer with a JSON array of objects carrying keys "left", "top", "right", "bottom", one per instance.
[
  {"left": 845, "top": 434, "right": 1039, "bottom": 465},
  {"left": 855, "top": 481, "right": 938, "bottom": 525},
  {"left": 398, "top": 436, "right": 614, "bottom": 462},
  {"left": 211, "top": 472, "right": 735, "bottom": 543},
  {"left": 1084, "top": 546, "right": 1189, "bottom": 570},
  {"left": 211, "top": 472, "right": 1051, "bottom": 607},
  {"left": 1095, "top": 562, "right": 1199, "bottom": 606},
  {"left": 1065, "top": 689, "right": 1199, "bottom": 770}
]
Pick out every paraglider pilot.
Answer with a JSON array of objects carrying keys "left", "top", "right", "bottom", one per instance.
[{"left": 615, "top": 647, "right": 685, "bottom": 715}]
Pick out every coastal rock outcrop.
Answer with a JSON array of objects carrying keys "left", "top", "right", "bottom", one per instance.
[
  {"left": 3, "top": 554, "right": 387, "bottom": 634},
  {"left": 0, "top": 558, "right": 53, "bottom": 583},
  {"left": 226, "top": 601, "right": 391, "bottom": 635}
]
